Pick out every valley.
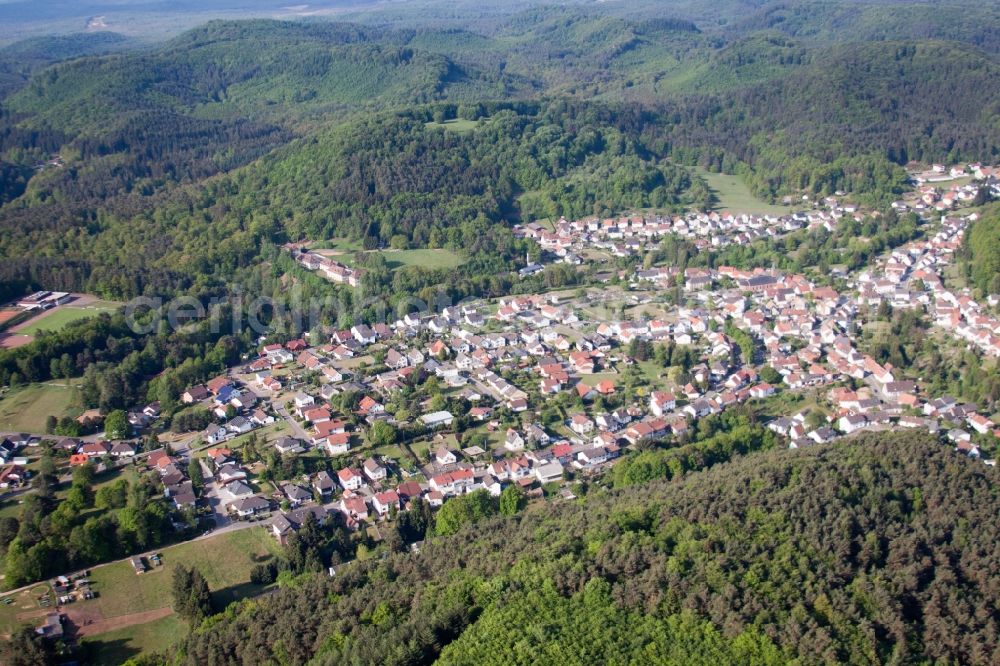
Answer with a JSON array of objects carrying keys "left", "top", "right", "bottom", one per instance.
[{"left": 0, "top": 2, "right": 998, "bottom": 665}]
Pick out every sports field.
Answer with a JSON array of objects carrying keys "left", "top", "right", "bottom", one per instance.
[{"left": 15, "top": 300, "right": 120, "bottom": 336}]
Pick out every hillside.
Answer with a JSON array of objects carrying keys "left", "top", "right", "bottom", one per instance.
[
  {"left": 3, "top": 21, "right": 505, "bottom": 131},
  {"left": 174, "top": 431, "right": 1000, "bottom": 665},
  {"left": 732, "top": 1, "right": 1000, "bottom": 54},
  {"left": 0, "top": 12, "right": 996, "bottom": 305}
]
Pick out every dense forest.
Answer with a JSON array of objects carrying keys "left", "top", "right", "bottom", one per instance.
[
  {"left": 963, "top": 204, "right": 1000, "bottom": 295},
  {"left": 160, "top": 431, "right": 1000, "bottom": 665}
]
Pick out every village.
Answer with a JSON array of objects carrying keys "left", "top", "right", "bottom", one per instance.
[{"left": 1, "top": 163, "right": 999, "bottom": 617}]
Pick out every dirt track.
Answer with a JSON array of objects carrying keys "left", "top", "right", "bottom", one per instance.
[
  {"left": 0, "top": 334, "right": 33, "bottom": 348},
  {"left": 69, "top": 606, "right": 173, "bottom": 637}
]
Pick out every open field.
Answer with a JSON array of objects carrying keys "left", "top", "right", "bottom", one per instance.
[
  {"left": 690, "top": 167, "right": 796, "bottom": 216},
  {"left": 311, "top": 240, "right": 465, "bottom": 272},
  {"left": 425, "top": 117, "right": 481, "bottom": 133},
  {"left": 15, "top": 299, "right": 120, "bottom": 336},
  {"left": 77, "top": 527, "right": 280, "bottom": 621},
  {"left": 329, "top": 248, "right": 464, "bottom": 271},
  {"left": 311, "top": 238, "right": 364, "bottom": 254},
  {"left": 81, "top": 612, "right": 185, "bottom": 665},
  {"left": 0, "top": 380, "right": 81, "bottom": 432},
  {"left": 379, "top": 248, "right": 465, "bottom": 270}
]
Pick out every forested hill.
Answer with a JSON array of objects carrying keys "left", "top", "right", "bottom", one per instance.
[
  {"left": 174, "top": 431, "right": 1000, "bottom": 665},
  {"left": 4, "top": 20, "right": 506, "bottom": 131},
  {"left": 0, "top": 8, "right": 998, "bottom": 305}
]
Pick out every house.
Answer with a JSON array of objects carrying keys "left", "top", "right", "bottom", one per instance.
[
  {"left": 171, "top": 487, "right": 198, "bottom": 509},
  {"left": 749, "top": 383, "right": 776, "bottom": 399},
  {"left": 227, "top": 416, "right": 253, "bottom": 434},
  {"left": 130, "top": 556, "right": 146, "bottom": 574},
  {"left": 225, "top": 480, "right": 254, "bottom": 498},
  {"left": 35, "top": 613, "right": 64, "bottom": 639},
  {"left": 358, "top": 396, "right": 384, "bottom": 415},
  {"left": 508, "top": 397, "right": 529, "bottom": 412},
  {"left": 504, "top": 429, "right": 526, "bottom": 451},
  {"left": 338, "top": 496, "right": 370, "bottom": 524},
  {"left": 314, "top": 419, "right": 347, "bottom": 438},
  {"left": 321, "top": 433, "right": 352, "bottom": 456},
  {"left": 0, "top": 464, "right": 27, "bottom": 488},
  {"left": 683, "top": 399, "right": 715, "bottom": 419},
  {"left": 182, "top": 385, "right": 210, "bottom": 404},
  {"left": 808, "top": 427, "right": 838, "bottom": 444},
  {"left": 207, "top": 376, "right": 233, "bottom": 396},
  {"left": 338, "top": 467, "right": 365, "bottom": 491},
  {"left": 838, "top": 414, "right": 868, "bottom": 434},
  {"left": 575, "top": 446, "right": 610, "bottom": 468},
  {"left": 205, "top": 424, "right": 229, "bottom": 445},
  {"left": 293, "top": 393, "right": 316, "bottom": 412},
  {"left": 435, "top": 447, "right": 458, "bottom": 466},
  {"left": 110, "top": 441, "right": 137, "bottom": 458},
  {"left": 270, "top": 505, "right": 328, "bottom": 545},
  {"left": 364, "top": 457, "right": 387, "bottom": 482},
  {"left": 396, "top": 481, "right": 424, "bottom": 503},
  {"left": 649, "top": 391, "right": 676, "bottom": 417},
  {"left": 230, "top": 495, "right": 271, "bottom": 518},
  {"left": 217, "top": 464, "right": 247, "bottom": 484},
  {"left": 469, "top": 406, "right": 493, "bottom": 421},
  {"left": 429, "top": 468, "right": 475, "bottom": 495},
  {"left": 534, "top": 461, "right": 564, "bottom": 483},
  {"left": 282, "top": 483, "right": 312, "bottom": 507},
  {"left": 596, "top": 380, "right": 616, "bottom": 395},
  {"left": 351, "top": 324, "right": 377, "bottom": 345},
  {"left": 372, "top": 490, "right": 400, "bottom": 517},
  {"left": 525, "top": 423, "right": 551, "bottom": 444},
  {"left": 385, "top": 349, "right": 409, "bottom": 369},
  {"left": 569, "top": 413, "right": 594, "bottom": 435},
  {"left": 421, "top": 411, "right": 455, "bottom": 428},
  {"left": 881, "top": 380, "right": 917, "bottom": 402},
  {"left": 313, "top": 470, "right": 337, "bottom": 499},
  {"left": 79, "top": 441, "right": 110, "bottom": 458},
  {"left": 303, "top": 407, "right": 331, "bottom": 424},
  {"left": 251, "top": 408, "right": 275, "bottom": 426},
  {"left": 968, "top": 414, "right": 995, "bottom": 435},
  {"left": 274, "top": 437, "right": 305, "bottom": 455}
]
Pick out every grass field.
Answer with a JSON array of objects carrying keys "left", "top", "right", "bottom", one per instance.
[
  {"left": 0, "top": 380, "right": 81, "bottom": 432},
  {"left": 16, "top": 300, "right": 120, "bottom": 336},
  {"left": 380, "top": 248, "right": 465, "bottom": 270},
  {"left": 82, "top": 613, "right": 186, "bottom": 665},
  {"left": 690, "top": 167, "right": 796, "bottom": 216},
  {"left": 424, "top": 117, "right": 481, "bottom": 133},
  {"left": 311, "top": 240, "right": 465, "bottom": 272},
  {"left": 86, "top": 527, "right": 280, "bottom": 619}
]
